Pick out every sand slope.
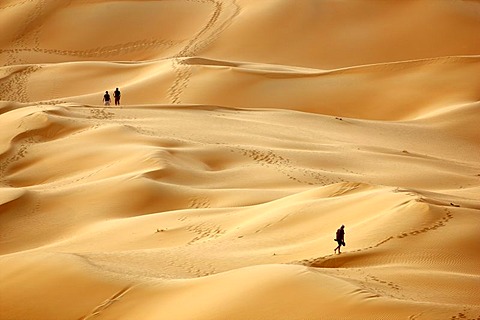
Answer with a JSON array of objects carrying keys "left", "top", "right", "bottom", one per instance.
[{"left": 1, "top": 1, "right": 480, "bottom": 319}]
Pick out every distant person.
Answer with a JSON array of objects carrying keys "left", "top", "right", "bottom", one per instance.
[
  {"left": 334, "top": 225, "right": 345, "bottom": 254},
  {"left": 103, "top": 91, "right": 111, "bottom": 106},
  {"left": 113, "top": 87, "right": 121, "bottom": 106}
]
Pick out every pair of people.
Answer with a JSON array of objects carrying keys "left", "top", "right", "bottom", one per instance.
[{"left": 103, "top": 88, "right": 121, "bottom": 106}]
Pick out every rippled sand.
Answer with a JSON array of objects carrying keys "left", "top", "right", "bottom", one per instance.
[{"left": 1, "top": 1, "right": 479, "bottom": 319}]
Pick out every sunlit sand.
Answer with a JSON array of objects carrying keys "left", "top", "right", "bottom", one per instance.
[{"left": 1, "top": 1, "right": 479, "bottom": 319}]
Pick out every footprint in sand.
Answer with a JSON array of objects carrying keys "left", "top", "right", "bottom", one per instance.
[
  {"left": 0, "top": 66, "right": 41, "bottom": 102},
  {"left": 188, "top": 197, "right": 211, "bottom": 209},
  {"left": 167, "top": 0, "right": 241, "bottom": 104},
  {"left": 79, "top": 285, "right": 134, "bottom": 320},
  {"left": 88, "top": 108, "right": 115, "bottom": 120},
  {"left": 187, "top": 222, "right": 225, "bottom": 245}
]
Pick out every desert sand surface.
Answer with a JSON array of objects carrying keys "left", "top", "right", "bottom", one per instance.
[{"left": 1, "top": 0, "right": 480, "bottom": 319}]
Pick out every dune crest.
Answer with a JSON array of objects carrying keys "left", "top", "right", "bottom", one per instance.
[{"left": 1, "top": 1, "right": 479, "bottom": 319}]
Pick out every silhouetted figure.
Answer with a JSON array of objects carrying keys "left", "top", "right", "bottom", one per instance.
[
  {"left": 103, "top": 91, "right": 111, "bottom": 106},
  {"left": 113, "top": 87, "right": 121, "bottom": 105},
  {"left": 334, "top": 225, "right": 345, "bottom": 254}
]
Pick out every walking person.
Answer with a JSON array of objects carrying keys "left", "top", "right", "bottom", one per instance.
[
  {"left": 334, "top": 225, "right": 346, "bottom": 254},
  {"left": 113, "top": 87, "right": 121, "bottom": 106},
  {"left": 103, "top": 91, "right": 111, "bottom": 106}
]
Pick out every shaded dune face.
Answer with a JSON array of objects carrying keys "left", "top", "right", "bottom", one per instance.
[{"left": 1, "top": 1, "right": 480, "bottom": 320}]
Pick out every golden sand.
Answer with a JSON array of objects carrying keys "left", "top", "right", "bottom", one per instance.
[{"left": 1, "top": 1, "right": 479, "bottom": 319}]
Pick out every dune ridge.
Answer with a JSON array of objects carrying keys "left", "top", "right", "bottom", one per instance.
[
  {"left": 1, "top": 0, "right": 480, "bottom": 319},
  {"left": 2, "top": 54, "right": 479, "bottom": 120}
]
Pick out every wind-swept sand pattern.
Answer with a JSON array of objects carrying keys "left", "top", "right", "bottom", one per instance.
[{"left": 1, "top": 1, "right": 480, "bottom": 319}]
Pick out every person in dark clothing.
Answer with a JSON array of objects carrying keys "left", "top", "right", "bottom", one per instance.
[
  {"left": 334, "top": 225, "right": 345, "bottom": 254},
  {"left": 113, "top": 87, "right": 121, "bottom": 106},
  {"left": 103, "top": 91, "right": 111, "bottom": 106}
]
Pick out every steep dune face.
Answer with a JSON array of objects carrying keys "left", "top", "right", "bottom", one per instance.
[{"left": 1, "top": 1, "right": 480, "bottom": 320}]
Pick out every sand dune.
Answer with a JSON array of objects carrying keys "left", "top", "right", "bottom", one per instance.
[
  {"left": 1, "top": 1, "right": 480, "bottom": 319},
  {"left": 2, "top": 55, "right": 479, "bottom": 120}
]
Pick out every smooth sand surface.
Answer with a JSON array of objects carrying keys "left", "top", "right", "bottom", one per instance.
[{"left": 1, "top": 1, "right": 479, "bottom": 319}]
